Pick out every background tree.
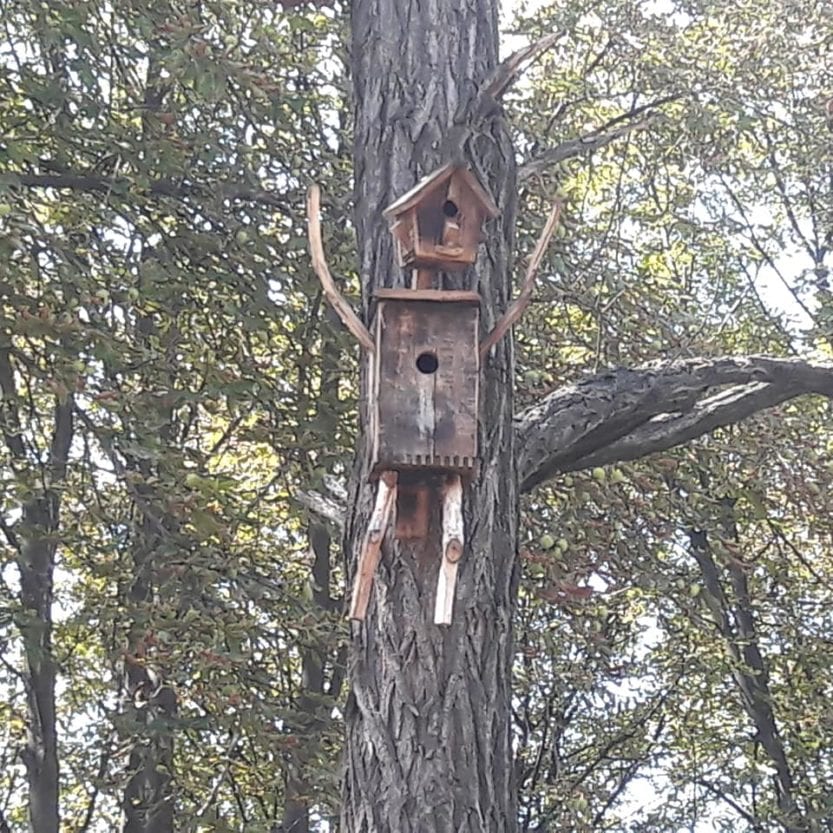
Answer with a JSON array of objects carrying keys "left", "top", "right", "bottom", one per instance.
[{"left": 0, "top": 0, "right": 831, "bottom": 831}]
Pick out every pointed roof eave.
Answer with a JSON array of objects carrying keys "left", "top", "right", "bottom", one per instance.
[{"left": 383, "top": 164, "right": 499, "bottom": 220}]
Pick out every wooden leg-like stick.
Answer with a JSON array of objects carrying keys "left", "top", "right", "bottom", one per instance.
[
  {"left": 349, "top": 471, "right": 398, "bottom": 621},
  {"left": 435, "top": 474, "right": 464, "bottom": 626}
]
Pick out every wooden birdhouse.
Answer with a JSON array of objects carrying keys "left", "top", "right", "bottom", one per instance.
[
  {"left": 369, "top": 288, "right": 480, "bottom": 477},
  {"left": 383, "top": 164, "right": 499, "bottom": 270},
  {"left": 307, "top": 167, "right": 546, "bottom": 626}
]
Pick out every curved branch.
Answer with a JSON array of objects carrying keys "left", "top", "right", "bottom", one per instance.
[
  {"left": 482, "top": 32, "right": 562, "bottom": 102},
  {"left": 480, "top": 200, "right": 563, "bottom": 359},
  {"left": 306, "top": 184, "right": 375, "bottom": 353},
  {"left": 516, "top": 356, "right": 833, "bottom": 492},
  {"left": 517, "top": 95, "right": 679, "bottom": 181}
]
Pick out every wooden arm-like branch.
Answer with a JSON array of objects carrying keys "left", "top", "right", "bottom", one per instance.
[
  {"left": 349, "top": 471, "right": 398, "bottom": 621},
  {"left": 306, "top": 184, "right": 375, "bottom": 353},
  {"left": 479, "top": 200, "right": 563, "bottom": 360}
]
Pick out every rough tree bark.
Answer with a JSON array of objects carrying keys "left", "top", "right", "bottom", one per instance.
[
  {"left": 344, "top": 0, "right": 519, "bottom": 830},
  {"left": 340, "top": 2, "right": 833, "bottom": 830}
]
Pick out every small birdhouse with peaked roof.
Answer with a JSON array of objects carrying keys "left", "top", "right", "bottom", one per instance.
[{"left": 383, "top": 164, "right": 499, "bottom": 270}]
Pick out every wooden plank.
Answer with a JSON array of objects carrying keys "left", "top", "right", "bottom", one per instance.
[
  {"left": 395, "top": 483, "right": 431, "bottom": 539},
  {"left": 479, "top": 200, "right": 562, "bottom": 360},
  {"left": 413, "top": 269, "right": 434, "bottom": 290},
  {"left": 435, "top": 475, "right": 464, "bottom": 625},
  {"left": 374, "top": 289, "right": 481, "bottom": 304},
  {"left": 349, "top": 471, "right": 398, "bottom": 621},
  {"left": 432, "top": 304, "right": 478, "bottom": 465}
]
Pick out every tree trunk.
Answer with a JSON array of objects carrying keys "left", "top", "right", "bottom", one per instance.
[
  {"left": 344, "top": 1, "right": 519, "bottom": 830},
  {"left": 1, "top": 338, "right": 75, "bottom": 833},
  {"left": 120, "top": 314, "right": 178, "bottom": 833}
]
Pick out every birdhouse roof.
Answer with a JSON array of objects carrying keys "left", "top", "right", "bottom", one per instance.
[{"left": 383, "top": 163, "right": 499, "bottom": 220}]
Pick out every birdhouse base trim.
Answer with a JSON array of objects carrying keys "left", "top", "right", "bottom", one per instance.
[
  {"left": 370, "top": 458, "right": 479, "bottom": 480},
  {"left": 374, "top": 288, "right": 481, "bottom": 304}
]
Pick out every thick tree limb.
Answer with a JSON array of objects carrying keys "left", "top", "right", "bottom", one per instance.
[
  {"left": 296, "top": 488, "right": 345, "bottom": 532},
  {"left": 516, "top": 356, "right": 833, "bottom": 492}
]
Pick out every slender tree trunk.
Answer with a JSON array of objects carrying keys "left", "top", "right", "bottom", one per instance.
[
  {"left": 344, "top": 1, "right": 519, "bottom": 830},
  {"left": 120, "top": 315, "right": 178, "bottom": 833},
  {"left": 2, "top": 331, "right": 74, "bottom": 833},
  {"left": 121, "top": 515, "right": 176, "bottom": 833},
  {"left": 16, "top": 398, "right": 73, "bottom": 833}
]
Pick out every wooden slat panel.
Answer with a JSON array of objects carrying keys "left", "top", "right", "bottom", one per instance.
[{"left": 373, "top": 298, "right": 478, "bottom": 473}]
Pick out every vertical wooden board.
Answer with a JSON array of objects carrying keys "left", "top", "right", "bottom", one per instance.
[
  {"left": 431, "top": 303, "right": 478, "bottom": 465},
  {"left": 376, "top": 300, "right": 434, "bottom": 468},
  {"left": 375, "top": 298, "right": 478, "bottom": 471},
  {"left": 445, "top": 174, "right": 478, "bottom": 257},
  {"left": 395, "top": 482, "right": 431, "bottom": 539}
]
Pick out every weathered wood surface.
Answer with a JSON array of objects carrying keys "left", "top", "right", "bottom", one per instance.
[
  {"left": 349, "top": 471, "right": 398, "bottom": 621},
  {"left": 384, "top": 165, "right": 499, "bottom": 270},
  {"left": 394, "top": 482, "right": 431, "bottom": 540},
  {"left": 374, "top": 288, "right": 480, "bottom": 303},
  {"left": 346, "top": 0, "right": 518, "bottom": 828},
  {"left": 435, "top": 475, "right": 464, "bottom": 625},
  {"left": 373, "top": 298, "right": 479, "bottom": 474}
]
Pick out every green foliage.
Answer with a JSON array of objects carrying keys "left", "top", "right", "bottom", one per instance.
[
  {"left": 509, "top": 0, "right": 833, "bottom": 829},
  {"left": 0, "top": 0, "right": 352, "bottom": 828},
  {"left": 0, "top": 0, "right": 831, "bottom": 831}
]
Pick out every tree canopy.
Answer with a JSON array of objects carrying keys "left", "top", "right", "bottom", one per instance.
[{"left": 0, "top": 0, "right": 831, "bottom": 831}]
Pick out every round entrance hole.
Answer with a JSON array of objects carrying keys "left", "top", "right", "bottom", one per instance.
[
  {"left": 442, "top": 199, "right": 459, "bottom": 218},
  {"left": 416, "top": 352, "right": 439, "bottom": 374}
]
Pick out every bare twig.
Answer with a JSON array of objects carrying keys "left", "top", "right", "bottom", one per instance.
[
  {"left": 306, "top": 185, "right": 375, "bottom": 354},
  {"left": 480, "top": 200, "right": 563, "bottom": 359},
  {"left": 519, "top": 119, "right": 654, "bottom": 181}
]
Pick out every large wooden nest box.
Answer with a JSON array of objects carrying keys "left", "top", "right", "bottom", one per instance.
[
  {"left": 383, "top": 164, "right": 499, "bottom": 270},
  {"left": 370, "top": 288, "right": 480, "bottom": 478}
]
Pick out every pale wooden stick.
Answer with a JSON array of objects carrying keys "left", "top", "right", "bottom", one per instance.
[
  {"left": 307, "top": 184, "right": 375, "bottom": 353},
  {"left": 434, "top": 475, "right": 464, "bottom": 626},
  {"left": 349, "top": 471, "right": 398, "bottom": 621},
  {"left": 479, "top": 200, "right": 563, "bottom": 360}
]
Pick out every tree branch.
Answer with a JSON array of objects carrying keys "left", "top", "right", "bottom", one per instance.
[
  {"left": 11, "top": 172, "right": 292, "bottom": 212},
  {"left": 516, "top": 356, "right": 833, "bottom": 492},
  {"left": 296, "top": 489, "right": 345, "bottom": 532},
  {"left": 480, "top": 200, "right": 563, "bottom": 359},
  {"left": 517, "top": 96, "right": 679, "bottom": 181},
  {"left": 306, "top": 184, "right": 375, "bottom": 353},
  {"left": 482, "top": 32, "right": 562, "bottom": 102}
]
